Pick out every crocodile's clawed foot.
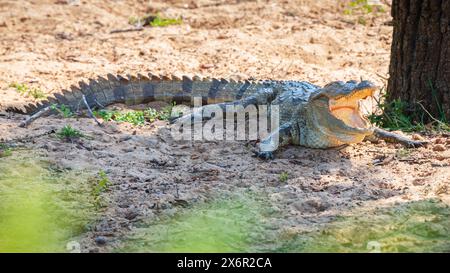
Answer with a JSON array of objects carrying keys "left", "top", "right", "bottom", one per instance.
[
  {"left": 404, "top": 140, "right": 429, "bottom": 148},
  {"left": 253, "top": 151, "right": 275, "bottom": 160}
]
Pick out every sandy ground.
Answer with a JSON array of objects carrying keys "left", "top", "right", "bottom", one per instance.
[
  {"left": 0, "top": 0, "right": 393, "bottom": 110},
  {"left": 0, "top": 0, "right": 449, "bottom": 252}
]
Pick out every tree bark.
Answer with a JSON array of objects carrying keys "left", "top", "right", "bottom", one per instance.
[{"left": 388, "top": 0, "right": 450, "bottom": 122}]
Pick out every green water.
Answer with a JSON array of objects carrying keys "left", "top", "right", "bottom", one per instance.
[
  {"left": 278, "top": 199, "right": 450, "bottom": 252},
  {"left": 1, "top": 153, "right": 449, "bottom": 253},
  {"left": 0, "top": 153, "right": 96, "bottom": 252},
  {"left": 119, "top": 193, "right": 450, "bottom": 253},
  {"left": 119, "top": 191, "right": 272, "bottom": 252}
]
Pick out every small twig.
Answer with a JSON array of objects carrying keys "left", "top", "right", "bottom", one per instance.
[
  {"left": 1, "top": 129, "right": 56, "bottom": 145},
  {"left": 375, "top": 72, "right": 388, "bottom": 81},
  {"left": 82, "top": 95, "right": 103, "bottom": 127},
  {"left": 19, "top": 106, "right": 52, "bottom": 128},
  {"left": 110, "top": 27, "right": 144, "bottom": 34},
  {"left": 416, "top": 101, "right": 446, "bottom": 125},
  {"left": 94, "top": 98, "right": 105, "bottom": 108},
  {"left": 332, "top": 144, "right": 350, "bottom": 151}
]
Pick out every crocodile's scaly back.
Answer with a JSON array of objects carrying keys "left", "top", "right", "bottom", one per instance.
[{"left": 21, "top": 74, "right": 267, "bottom": 114}]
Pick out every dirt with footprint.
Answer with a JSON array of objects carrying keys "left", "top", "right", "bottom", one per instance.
[{"left": 0, "top": 0, "right": 449, "bottom": 252}]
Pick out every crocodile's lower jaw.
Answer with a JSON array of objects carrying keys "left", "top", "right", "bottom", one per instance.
[{"left": 330, "top": 106, "right": 369, "bottom": 129}]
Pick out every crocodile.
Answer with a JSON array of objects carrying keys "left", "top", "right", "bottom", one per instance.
[{"left": 14, "top": 73, "right": 426, "bottom": 159}]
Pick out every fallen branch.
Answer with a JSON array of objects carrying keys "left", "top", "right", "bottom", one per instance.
[
  {"left": 19, "top": 106, "right": 52, "bottom": 128},
  {"left": 82, "top": 95, "right": 103, "bottom": 127},
  {"left": 375, "top": 72, "right": 389, "bottom": 81},
  {"left": 110, "top": 27, "right": 144, "bottom": 34},
  {"left": 1, "top": 129, "right": 56, "bottom": 146}
]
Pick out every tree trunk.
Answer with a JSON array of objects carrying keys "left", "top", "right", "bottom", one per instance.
[{"left": 388, "top": 0, "right": 450, "bottom": 122}]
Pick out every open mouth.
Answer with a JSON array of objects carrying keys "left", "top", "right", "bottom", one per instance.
[{"left": 328, "top": 87, "right": 375, "bottom": 129}]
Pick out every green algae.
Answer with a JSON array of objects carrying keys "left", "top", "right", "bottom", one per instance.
[
  {"left": 118, "top": 192, "right": 449, "bottom": 253},
  {"left": 276, "top": 199, "right": 450, "bottom": 253},
  {"left": 118, "top": 191, "right": 270, "bottom": 253},
  {"left": 2, "top": 152, "right": 447, "bottom": 253},
  {"left": 0, "top": 153, "right": 97, "bottom": 252}
]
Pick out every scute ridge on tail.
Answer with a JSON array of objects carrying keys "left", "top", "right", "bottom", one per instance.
[{"left": 18, "top": 73, "right": 269, "bottom": 115}]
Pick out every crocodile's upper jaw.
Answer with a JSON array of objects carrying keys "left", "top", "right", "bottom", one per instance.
[{"left": 305, "top": 81, "right": 376, "bottom": 148}]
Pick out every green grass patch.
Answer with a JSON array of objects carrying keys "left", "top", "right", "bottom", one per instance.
[
  {"left": 428, "top": 80, "right": 448, "bottom": 123},
  {"left": 0, "top": 154, "right": 98, "bottom": 252},
  {"left": 117, "top": 192, "right": 450, "bottom": 253},
  {"left": 368, "top": 92, "right": 449, "bottom": 132},
  {"left": 94, "top": 104, "right": 175, "bottom": 126},
  {"left": 279, "top": 172, "right": 289, "bottom": 183},
  {"left": 344, "top": 0, "right": 386, "bottom": 15},
  {"left": 129, "top": 13, "right": 182, "bottom": 28},
  {"left": 0, "top": 144, "right": 13, "bottom": 158},
  {"left": 118, "top": 191, "right": 269, "bottom": 252},
  {"left": 51, "top": 104, "right": 74, "bottom": 118},
  {"left": 115, "top": 110, "right": 146, "bottom": 125},
  {"left": 29, "top": 88, "right": 47, "bottom": 100},
  {"left": 150, "top": 14, "right": 182, "bottom": 27},
  {"left": 56, "top": 125, "right": 84, "bottom": 141},
  {"left": 9, "top": 82, "right": 28, "bottom": 94},
  {"left": 92, "top": 170, "right": 110, "bottom": 197},
  {"left": 276, "top": 199, "right": 450, "bottom": 253},
  {"left": 9, "top": 82, "right": 46, "bottom": 100},
  {"left": 91, "top": 170, "right": 110, "bottom": 209},
  {"left": 343, "top": 0, "right": 386, "bottom": 25}
]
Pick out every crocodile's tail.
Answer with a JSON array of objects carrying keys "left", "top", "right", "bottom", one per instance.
[{"left": 20, "top": 73, "right": 265, "bottom": 114}]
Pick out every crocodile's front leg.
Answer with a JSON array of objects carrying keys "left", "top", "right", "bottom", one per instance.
[
  {"left": 171, "top": 87, "right": 277, "bottom": 124},
  {"left": 255, "top": 122, "right": 293, "bottom": 160}
]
